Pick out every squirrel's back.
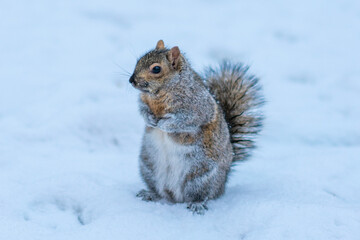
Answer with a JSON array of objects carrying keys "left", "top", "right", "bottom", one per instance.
[{"left": 205, "top": 61, "right": 264, "bottom": 162}]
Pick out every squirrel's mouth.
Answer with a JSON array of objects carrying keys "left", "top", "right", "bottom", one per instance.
[
  {"left": 138, "top": 88, "right": 150, "bottom": 93},
  {"left": 131, "top": 83, "right": 150, "bottom": 93},
  {"left": 130, "top": 79, "right": 150, "bottom": 92}
]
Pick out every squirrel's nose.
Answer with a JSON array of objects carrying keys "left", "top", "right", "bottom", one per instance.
[{"left": 129, "top": 75, "right": 136, "bottom": 85}]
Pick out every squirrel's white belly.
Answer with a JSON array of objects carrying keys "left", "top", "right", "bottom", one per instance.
[{"left": 149, "top": 128, "right": 191, "bottom": 202}]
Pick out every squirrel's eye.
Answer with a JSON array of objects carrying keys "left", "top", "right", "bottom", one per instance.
[{"left": 151, "top": 66, "right": 161, "bottom": 74}]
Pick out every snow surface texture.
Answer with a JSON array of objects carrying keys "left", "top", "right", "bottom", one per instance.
[{"left": 1, "top": 0, "right": 360, "bottom": 239}]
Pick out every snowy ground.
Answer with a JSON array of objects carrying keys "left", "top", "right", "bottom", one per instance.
[{"left": 1, "top": 0, "right": 360, "bottom": 239}]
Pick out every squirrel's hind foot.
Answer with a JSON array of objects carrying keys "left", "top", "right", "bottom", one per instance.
[
  {"left": 136, "top": 189, "right": 160, "bottom": 202},
  {"left": 187, "top": 202, "right": 208, "bottom": 215}
]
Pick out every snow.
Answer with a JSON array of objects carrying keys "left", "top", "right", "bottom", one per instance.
[{"left": 1, "top": 0, "right": 360, "bottom": 239}]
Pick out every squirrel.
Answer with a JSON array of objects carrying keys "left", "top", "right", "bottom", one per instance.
[{"left": 129, "top": 40, "right": 263, "bottom": 214}]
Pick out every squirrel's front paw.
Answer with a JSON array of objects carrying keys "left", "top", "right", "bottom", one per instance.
[
  {"left": 145, "top": 113, "right": 158, "bottom": 127},
  {"left": 157, "top": 113, "right": 176, "bottom": 132},
  {"left": 187, "top": 202, "right": 208, "bottom": 215},
  {"left": 136, "top": 189, "right": 160, "bottom": 202}
]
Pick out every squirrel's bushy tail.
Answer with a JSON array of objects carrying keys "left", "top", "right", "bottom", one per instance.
[{"left": 205, "top": 61, "right": 264, "bottom": 162}]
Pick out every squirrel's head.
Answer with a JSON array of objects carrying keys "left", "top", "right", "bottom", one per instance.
[{"left": 129, "top": 40, "right": 183, "bottom": 94}]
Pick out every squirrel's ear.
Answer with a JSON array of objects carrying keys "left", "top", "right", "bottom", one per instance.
[
  {"left": 156, "top": 40, "right": 165, "bottom": 50},
  {"left": 167, "top": 46, "right": 181, "bottom": 69}
]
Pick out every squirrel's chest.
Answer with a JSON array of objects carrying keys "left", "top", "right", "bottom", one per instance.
[
  {"left": 149, "top": 128, "right": 191, "bottom": 202},
  {"left": 140, "top": 93, "right": 170, "bottom": 118}
]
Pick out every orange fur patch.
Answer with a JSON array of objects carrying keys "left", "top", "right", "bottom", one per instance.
[
  {"left": 201, "top": 106, "right": 221, "bottom": 160},
  {"left": 140, "top": 91, "right": 171, "bottom": 118}
]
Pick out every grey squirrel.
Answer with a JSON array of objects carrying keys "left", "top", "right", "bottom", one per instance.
[{"left": 129, "top": 40, "right": 263, "bottom": 214}]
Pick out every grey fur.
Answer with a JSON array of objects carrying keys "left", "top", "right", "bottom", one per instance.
[
  {"left": 205, "top": 61, "right": 264, "bottom": 162},
  {"left": 130, "top": 45, "right": 263, "bottom": 214}
]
